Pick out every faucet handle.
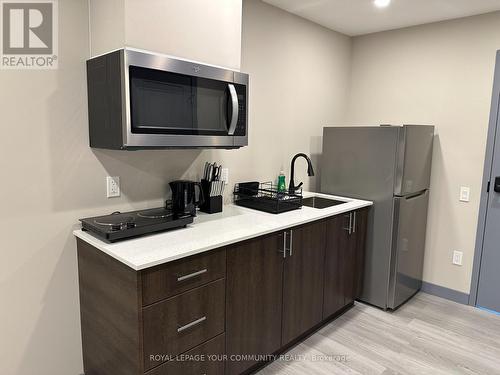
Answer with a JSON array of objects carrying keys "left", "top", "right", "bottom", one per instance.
[{"left": 294, "top": 182, "right": 303, "bottom": 190}]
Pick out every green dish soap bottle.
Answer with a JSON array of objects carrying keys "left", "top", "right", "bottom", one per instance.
[{"left": 278, "top": 171, "right": 286, "bottom": 192}]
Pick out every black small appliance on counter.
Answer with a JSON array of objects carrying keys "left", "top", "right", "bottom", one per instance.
[
  {"left": 169, "top": 180, "right": 204, "bottom": 217},
  {"left": 79, "top": 204, "right": 193, "bottom": 243},
  {"left": 79, "top": 180, "right": 205, "bottom": 243}
]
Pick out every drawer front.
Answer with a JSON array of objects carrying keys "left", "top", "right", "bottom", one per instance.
[
  {"left": 143, "top": 279, "right": 225, "bottom": 371},
  {"left": 146, "top": 334, "right": 225, "bottom": 375},
  {"left": 142, "top": 249, "right": 226, "bottom": 305}
]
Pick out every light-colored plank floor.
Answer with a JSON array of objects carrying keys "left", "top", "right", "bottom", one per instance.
[{"left": 257, "top": 293, "right": 500, "bottom": 375}]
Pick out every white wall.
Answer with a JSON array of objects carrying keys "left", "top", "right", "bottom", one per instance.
[
  {"left": 1, "top": 2, "right": 90, "bottom": 374},
  {"left": 234, "top": 0, "right": 351, "bottom": 192},
  {"left": 89, "top": 0, "right": 125, "bottom": 56},
  {"left": 346, "top": 12, "right": 500, "bottom": 294},
  {"left": 125, "top": 0, "right": 242, "bottom": 70},
  {"left": 90, "top": 0, "right": 242, "bottom": 70},
  {"left": 0, "top": 1, "right": 351, "bottom": 374}
]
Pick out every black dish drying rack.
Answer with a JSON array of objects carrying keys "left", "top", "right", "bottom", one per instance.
[{"left": 233, "top": 182, "right": 303, "bottom": 214}]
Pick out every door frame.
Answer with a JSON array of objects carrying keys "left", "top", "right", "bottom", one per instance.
[{"left": 469, "top": 50, "right": 500, "bottom": 306}]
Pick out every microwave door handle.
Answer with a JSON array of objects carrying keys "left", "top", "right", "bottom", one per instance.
[{"left": 228, "top": 84, "right": 239, "bottom": 135}]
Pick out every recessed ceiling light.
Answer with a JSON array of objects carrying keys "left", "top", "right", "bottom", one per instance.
[{"left": 374, "top": 0, "right": 391, "bottom": 8}]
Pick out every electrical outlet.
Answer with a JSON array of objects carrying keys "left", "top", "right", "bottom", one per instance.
[
  {"left": 459, "top": 186, "right": 470, "bottom": 202},
  {"left": 452, "top": 250, "right": 463, "bottom": 266},
  {"left": 106, "top": 176, "right": 120, "bottom": 198},
  {"left": 221, "top": 168, "right": 229, "bottom": 185}
]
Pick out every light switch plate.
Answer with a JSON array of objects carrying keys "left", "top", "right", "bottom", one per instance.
[
  {"left": 459, "top": 186, "right": 470, "bottom": 202},
  {"left": 106, "top": 176, "right": 120, "bottom": 198},
  {"left": 452, "top": 250, "right": 463, "bottom": 266}
]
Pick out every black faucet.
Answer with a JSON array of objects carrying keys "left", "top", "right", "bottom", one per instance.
[{"left": 288, "top": 153, "right": 315, "bottom": 195}]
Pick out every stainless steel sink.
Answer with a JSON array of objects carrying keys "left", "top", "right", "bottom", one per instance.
[{"left": 302, "top": 196, "right": 346, "bottom": 209}]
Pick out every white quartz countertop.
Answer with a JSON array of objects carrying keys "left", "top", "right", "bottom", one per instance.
[{"left": 73, "top": 192, "right": 372, "bottom": 271}]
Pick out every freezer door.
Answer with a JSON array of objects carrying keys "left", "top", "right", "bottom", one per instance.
[
  {"left": 321, "top": 126, "right": 400, "bottom": 199},
  {"left": 395, "top": 125, "right": 434, "bottom": 196},
  {"left": 388, "top": 190, "right": 429, "bottom": 309}
]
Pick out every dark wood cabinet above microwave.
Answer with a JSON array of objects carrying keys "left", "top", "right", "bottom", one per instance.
[{"left": 86, "top": 48, "right": 249, "bottom": 150}]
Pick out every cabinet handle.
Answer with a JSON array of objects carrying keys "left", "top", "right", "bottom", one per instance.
[
  {"left": 278, "top": 232, "right": 287, "bottom": 258},
  {"left": 344, "top": 213, "right": 352, "bottom": 234},
  {"left": 352, "top": 211, "right": 356, "bottom": 234},
  {"left": 177, "top": 316, "right": 207, "bottom": 333},
  {"left": 177, "top": 269, "right": 208, "bottom": 282},
  {"left": 289, "top": 229, "right": 293, "bottom": 256},
  {"left": 283, "top": 231, "right": 287, "bottom": 258}
]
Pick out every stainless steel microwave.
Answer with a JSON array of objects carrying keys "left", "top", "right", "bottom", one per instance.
[{"left": 86, "top": 48, "right": 249, "bottom": 149}]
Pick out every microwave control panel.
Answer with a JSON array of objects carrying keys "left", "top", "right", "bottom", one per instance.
[{"left": 235, "top": 84, "right": 247, "bottom": 137}]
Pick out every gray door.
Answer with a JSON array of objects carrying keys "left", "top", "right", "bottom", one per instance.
[
  {"left": 476, "top": 66, "right": 500, "bottom": 312},
  {"left": 388, "top": 191, "right": 429, "bottom": 309}
]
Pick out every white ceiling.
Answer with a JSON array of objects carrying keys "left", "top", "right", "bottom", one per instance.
[{"left": 263, "top": 0, "right": 500, "bottom": 36}]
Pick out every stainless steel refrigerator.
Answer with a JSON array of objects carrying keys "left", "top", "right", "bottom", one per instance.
[{"left": 321, "top": 125, "right": 434, "bottom": 310}]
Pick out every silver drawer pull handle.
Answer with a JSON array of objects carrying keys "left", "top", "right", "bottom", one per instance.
[
  {"left": 177, "top": 269, "right": 208, "bottom": 282},
  {"left": 177, "top": 316, "right": 207, "bottom": 333}
]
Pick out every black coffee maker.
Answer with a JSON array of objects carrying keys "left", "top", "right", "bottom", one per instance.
[{"left": 169, "top": 180, "right": 204, "bottom": 218}]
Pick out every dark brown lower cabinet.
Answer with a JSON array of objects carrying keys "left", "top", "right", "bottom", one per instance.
[
  {"left": 282, "top": 220, "right": 327, "bottom": 344},
  {"left": 77, "top": 239, "right": 143, "bottom": 375},
  {"left": 323, "top": 209, "right": 369, "bottom": 318},
  {"left": 343, "top": 213, "right": 358, "bottom": 306},
  {"left": 77, "top": 239, "right": 227, "bottom": 375},
  {"left": 323, "top": 213, "right": 350, "bottom": 318},
  {"left": 225, "top": 234, "right": 284, "bottom": 375},
  {"left": 353, "top": 209, "right": 369, "bottom": 300},
  {"left": 226, "top": 220, "right": 329, "bottom": 374},
  {"left": 344, "top": 209, "right": 369, "bottom": 304},
  {"left": 77, "top": 208, "right": 369, "bottom": 375}
]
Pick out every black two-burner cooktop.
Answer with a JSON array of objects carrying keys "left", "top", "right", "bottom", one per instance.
[{"left": 80, "top": 206, "right": 194, "bottom": 242}]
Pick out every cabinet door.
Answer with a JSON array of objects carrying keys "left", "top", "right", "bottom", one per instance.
[
  {"left": 226, "top": 233, "right": 284, "bottom": 375},
  {"left": 323, "top": 213, "right": 351, "bottom": 318},
  {"left": 345, "top": 209, "right": 370, "bottom": 304},
  {"left": 282, "top": 220, "right": 326, "bottom": 345},
  {"left": 353, "top": 209, "right": 369, "bottom": 299},
  {"left": 343, "top": 219, "right": 357, "bottom": 306}
]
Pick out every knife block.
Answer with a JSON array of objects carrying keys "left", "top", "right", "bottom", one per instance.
[{"left": 200, "top": 179, "right": 223, "bottom": 214}]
